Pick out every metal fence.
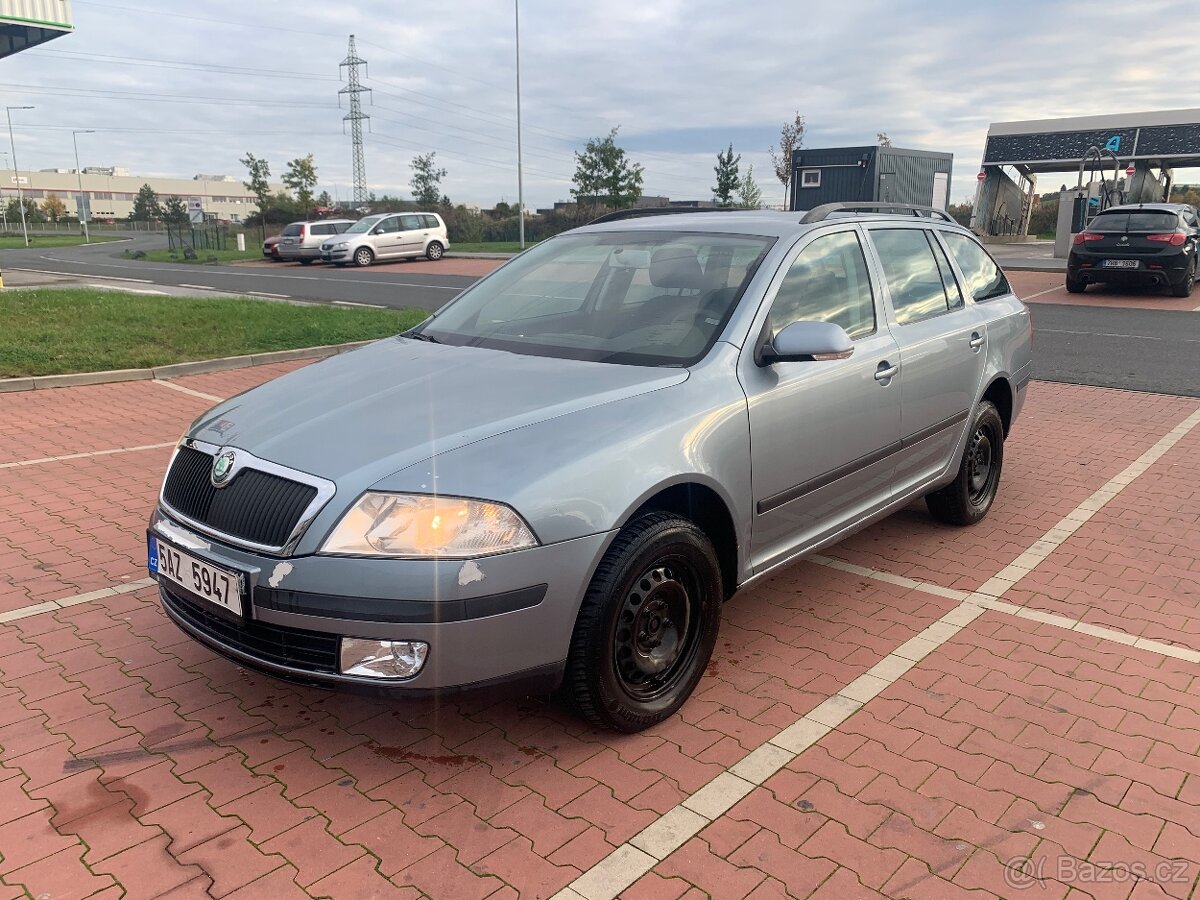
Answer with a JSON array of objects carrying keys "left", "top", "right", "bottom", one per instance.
[{"left": 166, "top": 223, "right": 232, "bottom": 253}]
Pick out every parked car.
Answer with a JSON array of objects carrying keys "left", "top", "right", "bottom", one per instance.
[
  {"left": 277, "top": 219, "right": 356, "bottom": 265},
  {"left": 261, "top": 234, "right": 282, "bottom": 260},
  {"left": 1067, "top": 202, "right": 1199, "bottom": 296},
  {"left": 148, "top": 204, "right": 1031, "bottom": 731},
  {"left": 320, "top": 212, "right": 449, "bottom": 267}
]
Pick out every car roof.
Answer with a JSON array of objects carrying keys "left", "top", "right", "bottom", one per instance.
[{"left": 577, "top": 207, "right": 972, "bottom": 240}]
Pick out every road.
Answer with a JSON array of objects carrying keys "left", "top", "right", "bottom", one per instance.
[{"left": 5, "top": 232, "right": 1198, "bottom": 398}]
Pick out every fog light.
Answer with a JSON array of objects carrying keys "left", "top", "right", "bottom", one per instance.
[{"left": 339, "top": 638, "right": 429, "bottom": 679}]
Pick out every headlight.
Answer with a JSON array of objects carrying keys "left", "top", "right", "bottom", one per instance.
[
  {"left": 320, "top": 492, "right": 538, "bottom": 558},
  {"left": 334, "top": 241, "right": 350, "bottom": 249}
]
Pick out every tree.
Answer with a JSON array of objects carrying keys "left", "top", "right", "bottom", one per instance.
[
  {"left": 240, "top": 152, "right": 272, "bottom": 237},
  {"left": 282, "top": 154, "right": 318, "bottom": 210},
  {"left": 571, "top": 127, "right": 644, "bottom": 209},
  {"left": 41, "top": 193, "right": 66, "bottom": 222},
  {"left": 877, "top": 132, "right": 893, "bottom": 147},
  {"left": 410, "top": 152, "right": 447, "bottom": 208},
  {"left": 316, "top": 189, "right": 333, "bottom": 208},
  {"left": 6, "top": 197, "right": 42, "bottom": 225},
  {"left": 130, "top": 183, "right": 162, "bottom": 222},
  {"left": 162, "top": 195, "right": 189, "bottom": 225},
  {"left": 768, "top": 112, "right": 806, "bottom": 204},
  {"left": 738, "top": 165, "right": 763, "bottom": 209},
  {"left": 712, "top": 144, "right": 741, "bottom": 207}
]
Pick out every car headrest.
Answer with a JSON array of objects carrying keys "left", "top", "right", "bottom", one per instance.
[{"left": 650, "top": 246, "right": 704, "bottom": 290}]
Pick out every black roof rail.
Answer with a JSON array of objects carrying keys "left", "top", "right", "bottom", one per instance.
[
  {"left": 588, "top": 207, "right": 748, "bottom": 225},
  {"left": 800, "top": 202, "right": 957, "bottom": 225}
]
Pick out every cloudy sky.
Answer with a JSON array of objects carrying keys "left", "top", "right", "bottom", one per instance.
[{"left": 5, "top": 0, "right": 1197, "bottom": 209}]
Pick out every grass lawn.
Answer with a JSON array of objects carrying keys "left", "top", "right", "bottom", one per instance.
[
  {"left": 0, "top": 233, "right": 124, "bottom": 249},
  {"left": 0, "top": 287, "right": 426, "bottom": 377},
  {"left": 451, "top": 241, "right": 536, "bottom": 253},
  {"left": 138, "top": 245, "right": 267, "bottom": 264}
]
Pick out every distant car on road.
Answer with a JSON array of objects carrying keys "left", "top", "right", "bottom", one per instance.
[
  {"left": 320, "top": 212, "right": 449, "bottom": 267},
  {"left": 149, "top": 204, "right": 1030, "bottom": 731},
  {"left": 1067, "top": 203, "right": 1199, "bottom": 297},
  {"left": 261, "top": 234, "right": 282, "bottom": 261},
  {"left": 277, "top": 219, "right": 356, "bottom": 265}
]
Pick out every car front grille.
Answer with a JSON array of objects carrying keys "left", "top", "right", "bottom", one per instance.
[
  {"left": 161, "top": 582, "right": 339, "bottom": 674},
  {"left": 162, "top": 445, "right": 318, "bottom": 548}
]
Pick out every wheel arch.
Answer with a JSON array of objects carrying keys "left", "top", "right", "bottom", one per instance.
[
  {"left": 982, "top": 375, "right": 1014, "bottom": 436},
  {"left": 621, "top": 479, "right": 741, "bottom": 601}
]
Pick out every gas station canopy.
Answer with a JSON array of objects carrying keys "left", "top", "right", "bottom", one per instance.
[
  {"left": 983, "top": 108, "right": 1200, "bottom": 172},
  {"left": 0, "top": 0, "right": 72, "bottom": 58}
]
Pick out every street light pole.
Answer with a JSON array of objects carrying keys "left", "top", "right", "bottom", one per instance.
[
  {"left": 6, "top": 106, "right": 34, "bottom": 247},
  {"left": 514, "top": 0, "right": 525, "bottom": 250},
  {"left": 72, "top": 129, "right": 94, "bottom": 244}
]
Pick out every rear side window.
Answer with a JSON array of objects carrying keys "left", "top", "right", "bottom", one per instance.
[
  {"left": 870, "top": 229, "right": 954, "bottom": 325},
  {"left": 768, "top": 230, "right": 876, "bottom": 340},
  {"left": 941, "top": 232, "right": 1010, "bottom": 302},
  {"left": 334, "top": 222, "right": 352, "bottom": 233},
  {"left": 311, "top": 224, "right": 332, "bottom": 235},
  {"left": 421, "top": 214, "right": 440, "bottom": 229}
]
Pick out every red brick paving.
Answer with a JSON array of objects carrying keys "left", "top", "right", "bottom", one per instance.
[{"left": 0, "top": 366, "right": 1198, "bottom": 898}]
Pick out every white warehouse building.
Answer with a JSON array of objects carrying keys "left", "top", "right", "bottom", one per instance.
[{"left": 4, "top": 168, "right": 286, "bottom": 223}]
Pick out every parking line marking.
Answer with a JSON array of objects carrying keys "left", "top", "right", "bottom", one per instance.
[
  {"left": 85, "top": 282, "right": 168, "bottom": 296},
  {"left": 1022, "top": 285, "right": 1065, "bottom": 300},
  {"left": 151, "top": 380, "right": 223, "bottom": 402},
  {"left": 0, "top": 442, "right": 176, "bottom": 469},
  {"left": 0, "top": 578, "right": 156, "bottom": 623},
  {"left": 333, "top": 300, "right": 386, "bottom": 308},
  {"left": 246, "top": 291, "right": 290, "bottom": 299},
  {"left": 553, "top": 404, "right": 1200, "bottom": 900},
  {"left": 178, "top": 283, "right": 216, "bottom": 291}
]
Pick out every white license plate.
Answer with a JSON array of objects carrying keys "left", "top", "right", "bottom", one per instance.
[
  {"left": 149, "top": 536, "right": 244, "bottom": 617},
  {"left": 1102, "top": 259, "right": 1139, "bottom": 268}
]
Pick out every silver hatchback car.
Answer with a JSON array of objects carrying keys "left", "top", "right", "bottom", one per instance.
[{"left": 148, "top": 204, "right": 1031, "bottom": 731}]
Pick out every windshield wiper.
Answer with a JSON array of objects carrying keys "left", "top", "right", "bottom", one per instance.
[{"left": 402, "top": 330, "right": 440, "bottom": 344}]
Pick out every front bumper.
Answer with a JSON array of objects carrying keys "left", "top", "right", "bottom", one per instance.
[
  {"left": 148, "top": 509, "right": 612, "bottom": 694},
  {"left": 320, "top": 248, "right": 351, "bottom": 263}
]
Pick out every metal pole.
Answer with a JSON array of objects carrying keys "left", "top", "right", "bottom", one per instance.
[
  {"left": 515, "top": 0, "right": 525, "bottom": 250},
  {"left": 6, "top": 106, "right": 33, "bottom": 248},
  {"left": 72, "top": 130, "right": 93, "bottom": 244}
]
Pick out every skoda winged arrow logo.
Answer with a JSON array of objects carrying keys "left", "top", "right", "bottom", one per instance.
[{"left": 211, "top": 450, "right": 236, "bottom": 487}]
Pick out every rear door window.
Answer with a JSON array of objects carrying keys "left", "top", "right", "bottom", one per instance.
[
  {"left": 311, "top": 224, "right": 332, "bottom": 236},
  {"left": 941, "top": 232, "right": 1011, "bottom": 302},
  {"left": 870, "top": 228, "right": 953, "bottom": 325},
  {"left": 400, "top": 215, "right": 422, "bottom": 230}
]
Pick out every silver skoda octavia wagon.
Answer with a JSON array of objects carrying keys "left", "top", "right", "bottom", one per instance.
[{"left": 148, "top": 204, "right": 1032, "bottom": 732}]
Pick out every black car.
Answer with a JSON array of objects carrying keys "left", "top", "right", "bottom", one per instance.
[{"left": 1066, "top": 203, "right": 1199, "bottom": 297}]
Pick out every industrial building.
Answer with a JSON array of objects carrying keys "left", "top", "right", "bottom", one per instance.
[
  {"left": 0, "top": 0, "right": 71, "bottom": 57},
  {"left": 3, "top": 168, "right": 285, "bottom": 222},
  {"left": 789, "top": 145, "right": 954, "bottom": 212}
]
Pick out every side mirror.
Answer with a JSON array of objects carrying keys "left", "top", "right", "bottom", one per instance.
[
  {"left": 759, "top": 321, "right": 854, "bottom": 365},
  {"left": 371, "top": 226, "right": 384, "bottom": 234}
]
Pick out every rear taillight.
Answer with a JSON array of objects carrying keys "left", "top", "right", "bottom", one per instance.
[
  {"left": 1146, "top": 232, "right": 1186, "bottom": 246},
  {"left": 298, "top": 224, "right": 307, "bottom": 240},
  {"left": 1073, "top": 232, "right": 1103, "bottom": 245}
]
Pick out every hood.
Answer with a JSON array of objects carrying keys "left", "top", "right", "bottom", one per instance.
[{"left": 189, "top": 337, "right": 688, "bottom": 488}]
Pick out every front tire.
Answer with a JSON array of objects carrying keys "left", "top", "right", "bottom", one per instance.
[
  {"left": 353, "top": 247, "right": 374, "bottom": 268},
  {"left": 926, "top": 401, "right": 1005, "bottom": 526},
  {"left": 299, "top": 258, "right": 314, "bottom": 266},
  {"left": 426, "top": 241, "right": 444, "bottom": 261},
  {"left": 562, "top": 512, "right": 722, "bottom": 732},
  {"left": 1065, "top": 273, "right": 1086, "bottom": 293}
]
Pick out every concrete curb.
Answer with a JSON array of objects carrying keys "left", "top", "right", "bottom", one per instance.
[
  {"left": 0, "top": 340, "right": 375, "bottom": 394},
  {"left": 446, "top": 251, "right": 518, "bottom": 260}
]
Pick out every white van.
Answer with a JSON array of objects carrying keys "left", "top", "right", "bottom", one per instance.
[{"left": 319, "top": 212, "right": 450, "bottom": 267}]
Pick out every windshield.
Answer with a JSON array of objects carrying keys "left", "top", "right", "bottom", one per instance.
[
  {"left": 1089, "top": 211, "right": 1178, "bottom": 232},
  {"left": 346, "top": 214, "right": 385, "bottom": 234},
  {"left": 416, "top": 231, "right": 774, "bottom": 366}
]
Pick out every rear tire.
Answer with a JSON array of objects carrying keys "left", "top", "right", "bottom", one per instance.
[
  {"left": 353, "top": 247, "right": 374, "bottom": 268},
  {"left": 1065, "top": 273, "right": 1086, "bottom": 293},
  {"left": 426, "top": 241, "right": 444, "bottom": 261},
  {"left": 299, "top": 258, "right": 314, "bottom": 266},
  {"left": 561, "top": 512, "right": 722, "bottom": 732},
  {"left": 1171, "top": 260, "right": 1196, "bottom": 298},
  {"left": 925, "top": 401, "right": 1005, "bottom": 526}
]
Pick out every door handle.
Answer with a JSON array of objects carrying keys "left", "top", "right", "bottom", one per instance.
[
  {"left": 874, "top": 362, "right": 899, "bottom": 382},
  {"left": 969, "top": 332, "right": 984, "bottom": 351}
]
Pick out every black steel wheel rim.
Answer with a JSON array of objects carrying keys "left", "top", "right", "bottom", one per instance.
[
  {"left": 612, "top": 558, "right": 702, "bottom": 702},
  {"left": 967, "top": 422, "right": 999, "bottom": 505}
]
